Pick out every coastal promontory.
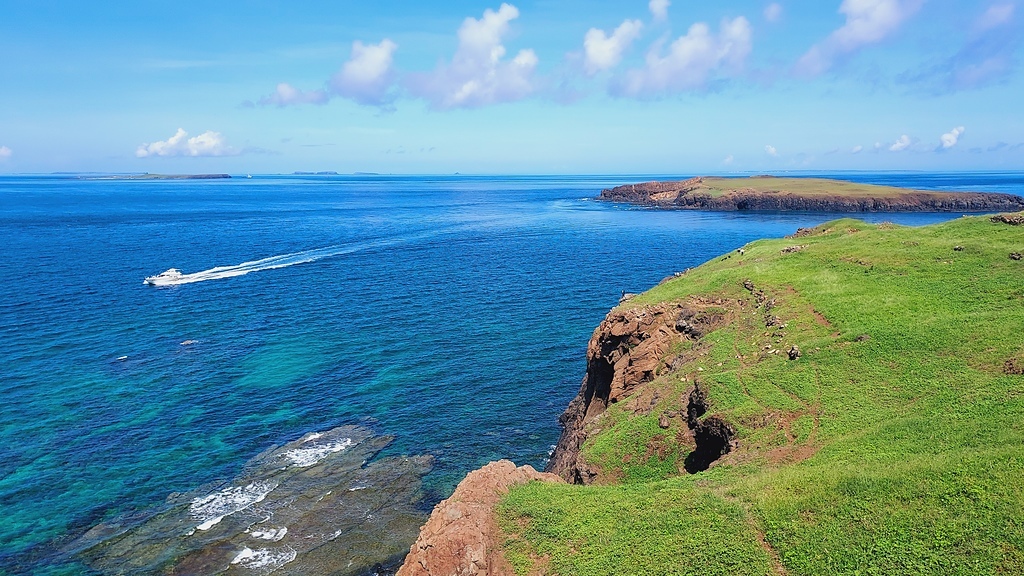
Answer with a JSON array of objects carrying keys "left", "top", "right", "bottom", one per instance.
[
  {"left": 600, "top": 176, "right": 1024, "bottom": 212},
  {"left": 400, "top": 211, "right": 1024, "bottom": 574}
]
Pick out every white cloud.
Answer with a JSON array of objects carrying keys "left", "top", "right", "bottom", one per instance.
[
  {"left": 330, "top": 39, "right": 398, "bottom": 105},
  {"left": 974, "top": 3, "right": 1015, "bottom": 33},
  {"left": 723, "top": 154, "right": 735, "bottom": 165},
  {"left": 797, "top": 0, "right": 923, "bottom": 76},
  {"left": 136, "top": 128, "right": 237, "bottom": 158},
  {"left": 765, "top": 145, "right": 779, "bottom": 156},
  {"left": 764, "top": 3, "right": 784, "bottom": 22},
  {"left": 851, "top": 145, "right": 864, "bottom": 153},
  {"left": 889, "top": 134, "right": 912, "bottom": 152},
  {"left": 615, "top": 17, "right": 753, "bottom": 97},
  {"left": 259, "top": 83, "right": 329, "bottom": 107},
  {"left": 649, "top": 0, "right": 671, "bottom": 21},
  {"left": 583, "top": 19, "right": 644, "bottom": 75},
  {"left": 407, "top": 3, "right": 538, "bottom": 109},
  {"left": 940, "top": 126, "right": 966, "bottom": 149},
  {"left": 0, "top": 145, "right": 11, "bottom": 159}
]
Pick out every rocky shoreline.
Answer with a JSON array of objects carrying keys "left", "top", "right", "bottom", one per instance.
[{"left": 599, "top": 176, "right": 1024, "bottom": 212}]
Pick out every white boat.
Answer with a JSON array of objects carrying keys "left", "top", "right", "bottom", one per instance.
[{"left": 144, "top": 268, "right": 184, "bottom": 286}]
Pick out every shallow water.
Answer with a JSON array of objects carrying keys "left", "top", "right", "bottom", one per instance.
[{"left": 1, "top": 172, "right": 1018, "bottom": 574}]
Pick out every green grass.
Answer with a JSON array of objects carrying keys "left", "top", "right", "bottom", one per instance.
[
  {"left": 499, "top": 214, "right": 1024, "bottom": 575},
  {"left": 690, "top": 176, "right": 974, "bottom": 200}
]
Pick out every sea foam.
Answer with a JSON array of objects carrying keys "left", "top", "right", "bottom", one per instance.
[
  {"left": 230, "top": 546, "right": 297, "bottom": 571},
  {"left": 188, "top": 481, "right": 277, "bottom": 531},
  {"left": 281, "top": 438, "right": 354, "bottom": 467}
]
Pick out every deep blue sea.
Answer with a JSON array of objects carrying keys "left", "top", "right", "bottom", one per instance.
[{"left": 2, "top": 172, "right": 1021, "bottom": 574}]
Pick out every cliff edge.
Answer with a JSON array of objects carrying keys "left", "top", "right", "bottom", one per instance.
[{"left": 396, "top": 460, "right": 563, "bottom": 576}]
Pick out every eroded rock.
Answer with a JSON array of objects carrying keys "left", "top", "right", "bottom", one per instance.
[
  {"left": 396, "top": 460, "right": 563, "bottom": 576},
  {"left": 74, "top": 426, "right": 433, "bottom": 576}
]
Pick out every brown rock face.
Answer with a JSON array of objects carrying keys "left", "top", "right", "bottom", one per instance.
[
  {"left": 396, "top": 460, "right": 563, "bottom": 576},
  {"left": 546, "top": 304, "right": 697, "bottom": 483}
]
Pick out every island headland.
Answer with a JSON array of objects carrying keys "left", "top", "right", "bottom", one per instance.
[
  {"left": 399, "top": 211, "right": 1024, "bottom": 575},
  {"left": 600, "top": 176, "right": 1024, "bottom": 212}
]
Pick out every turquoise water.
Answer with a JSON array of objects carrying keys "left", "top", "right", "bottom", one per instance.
[{"left": 1, "top": 173, "right": 1018, "bottom": 573}]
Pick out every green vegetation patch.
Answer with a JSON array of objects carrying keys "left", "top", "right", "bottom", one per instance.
[
  {"left": 697, "top": 177, "right": 960, "bottom": 199},
  {"left": 501, "top": 213, "right": 1024, "bottom": 575},
  {"left": 498, "top": 480, "right": 775, "bottom": 576}
]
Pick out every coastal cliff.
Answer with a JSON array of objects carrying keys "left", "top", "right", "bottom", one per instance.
[
  {"left": 400, "top": 212, "right": 1024, "bottom": 575},
  {"left": 546, "top": 303, "right": 730, "bottom": 484},
  {"left": 600, "top": 176, "right": 1024, "bottom": 212}
]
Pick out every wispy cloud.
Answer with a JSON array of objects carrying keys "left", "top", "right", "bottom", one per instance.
[
  {"left": 583, "top": 19, "right": 644, "bottom": 75},
  {"left": 974, "top": 2, "right": 1015, "bottom": 33},
  {"left": 939, "top": 126, "right": 965, "bottom": 149},
  {"left": 851, "top": 145, "right": 864, "bottom": 153},
  {"left": 764, "top": 3, "right": 784, "bottom": 23},
  {"left": 797, "top": 0, "right": 923, "bottom": 76},
  {"left": 259, "top": 83, "right": 330, "bottom": 107},
  {"left": 136, "top": 128, "right": 237, "bottom": 158},
  {"left": 0, "top": 145, "right": 11, "bottom": 159},
  {"left": 406, "top": 3, "right": 538, "bottom": 109},
  {"left": 614, "top": 16, "right": 752, "bottom": 97},
  {"left": 765, "top": 144, "right": 779, "bottom": 156},
  {"left": 649, "top": 0, "right": 670, "bottom": 21},
  {"left": 889, "top": 134, "right": 912, "bottom": 152},
  {"left": 900, "top": 3, "right": 1018, "bottom": 92}
]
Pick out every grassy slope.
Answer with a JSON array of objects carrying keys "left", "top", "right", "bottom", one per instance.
[
  {"left": 697, "top": 177, "right": 942, "bottom": 199},
  {"left": 499, "top": 214, "right": 1024, "bottom": 575}
]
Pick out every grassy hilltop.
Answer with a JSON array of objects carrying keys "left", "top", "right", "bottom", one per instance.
[
  {"left": 498, "top": 213, "right": 1024, "bottom": 575},
  {"left": 599, "top": 176, "right": 1024, "bottom": 212}
]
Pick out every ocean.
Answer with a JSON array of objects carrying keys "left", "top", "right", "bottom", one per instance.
[{"left": 2, "top": 172, "right": 1020, "bottom": 574}]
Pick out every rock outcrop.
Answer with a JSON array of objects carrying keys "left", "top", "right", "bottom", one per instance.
[
  {"left": 546, "top": 305, "right": 676, "bottom": 483},
  {"left": 396, "top": 460, "right": 563, "bottom": 576},
  {"left": 600, "top": 178, "right": 1024, "bottom": 212},
  {"left": 546, "top": 301, "right": 729, "bottom": 483}
]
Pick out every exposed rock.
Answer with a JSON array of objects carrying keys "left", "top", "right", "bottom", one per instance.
[
  {"left": 682, "top": 384, "right": 735, "bottom": 473},
  {"left": 992, "top": 213, "right": 1024, "bottom": 225},
  {"left": 953, "top": 246, "right": 964, "bottom": 252},
  {"left": 788, "top": 345, "right": 801, "bottom": 360},
  {"left": 1004, "top": 358, "right": 1024, "bottom": 375},
  {"left": 781, "top": 245, "right": 807, "bottom": 254},
  {"left": 76, "top": 426, "right": 433, "bottom": 576},
  {"left": 1011, "top": 252, "right": 1022, "bottom": 261},
  {"left": 658, "top": 413, "right": 671, "bottom": 429},
  {"left": 396, "top": 460, "right": 563, "bottom": 576},
  {"left": 600, "top": 179, "right": 1024, "bottom": 212},
  {"left": 547, "top": 304, "right": 681, "bottom": 484}
]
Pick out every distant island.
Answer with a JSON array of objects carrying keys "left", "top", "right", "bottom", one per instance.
[
  {"left": 81, "top": 173, "right": 231, "bottom": 181},
  {"left": 600, "top": 176, "right": 1024, "bottom": 212},
  {"left": 293, "top": 171, "right": 340, "bottom": 175}
]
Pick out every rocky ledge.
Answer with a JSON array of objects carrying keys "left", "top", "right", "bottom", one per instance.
[
  {"left": 600, "top": 176, "right": 1024, "bottom": 212},
  {"left": 396, "top": 460, "right": 563, "bottom": 576}
]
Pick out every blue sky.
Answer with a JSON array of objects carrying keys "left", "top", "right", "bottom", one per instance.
[{"left": 0, "top": 0, "right": 1021, "bottom": 174}]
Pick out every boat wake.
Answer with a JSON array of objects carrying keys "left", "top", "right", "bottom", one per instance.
[{"left": 144, "top": 231, "right": 441, "bottom": 286}]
